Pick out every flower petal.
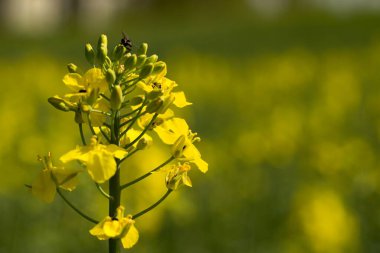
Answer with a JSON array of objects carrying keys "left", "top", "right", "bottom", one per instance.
[
  {"left": 155, "top": 118, "right": 189, "bottom": 145},
  {"left": 173, "top": 91, "right": 192, "bottom": 108},
  {"left": 106, "top": 145, "right": 128, "bottom": 160},
  {"left": 86, "top": 151, "right": 117, "bottom": 183},
  {"left": 32, "top": 170, "right": 56, "bottom": 203},
  {"left": 103, "top": 220, "right": 123, "bottom": 238},
  {"left": 121, "top": 224, "right": 139, "bottom": 249},
  {"left": 191, "top": 158, "right": 208, "bottom": 173},
  {"left": 84, "top": 68, "right": 108, "bottom": 92},
  {"left": 60, "top": 146, "right": 90, "bottom": 164},
  {"left": 63, "top": 73, "right": 84, "bottom": 92},
  {"left": 90, "top": 217, "right": 111, "bottom": 240}
]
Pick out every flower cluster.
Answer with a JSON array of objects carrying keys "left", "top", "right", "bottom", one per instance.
[{"left": 29, "top": 34, "right": 207, "bottom": 251}]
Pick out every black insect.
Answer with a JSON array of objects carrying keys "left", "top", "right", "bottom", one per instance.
[{"left": 121, "top": 32, "right": 132, "bottom": 52}]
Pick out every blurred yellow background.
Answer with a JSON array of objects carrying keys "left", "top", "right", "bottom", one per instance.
[{"left": 1, "top": 0, "right": 380, "bottom": 252}]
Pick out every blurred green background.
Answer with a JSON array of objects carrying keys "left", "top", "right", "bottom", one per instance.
[{"left": 1, "top": 0, "right": 380, "bottom": 252}]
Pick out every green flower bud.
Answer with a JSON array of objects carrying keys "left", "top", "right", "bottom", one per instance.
[
  {"left": 97, "top": 34, "right": 108, "bottom": 63},
  {"left": 152, "top": 62, "right": 166, "bottom": 75},
  {"left": 171, "top": 135, "right": 187, "bottom": 158},
  {"left": 67, "top": 63, "right": 78, "bottom": 73},
  {"left": 85, "top": 43, "right": 95, "bottom": 65},
  {"left": 136, "top": 55, "right": 146, "bottom": 67},
  {"left": 145, "top": 98, "right": 163, "bottom": 113},
  {"left": 110, "top": 85, "right": 123, "bottom": 110},
  {"left": 124, "top": 54, "right": 137, "bottom": 69},
  {"left": 130, "top": 95, "right": 144, "bottom": 106},
  {"left": 48, "top": 97, "right": 77, "bottom": 112},
  {"left": 139, "top": 63, "right": 154, "bottom": 79},
  {"left": 137, "top": 43, "right": 148, "bottom": 55},
  {"left": 98, "top": 46, "right": 107, "bottom": 64},
  {"left": 113, "top": 44, "right": 126, "bottom": 61},
  {"left": 158, "top": 93, "right": 175, "bottom": 114},
  {"left": 147, "top": 89, "right": 164, "bottom": 100},
  {"left": 97, "top": 34, "right": 108, "bottom": 51},
  {"left": 136, "top": 137, "right": 151, "bottom": 150},
  {"left": 145, "top": 54, "right": 158, "bottom": 64},
  {"left": 106, "top": 68, "right": 116, "bottom": 85},
  {"left": 87, "top": 88, "right": 99, "bottom": 106}
]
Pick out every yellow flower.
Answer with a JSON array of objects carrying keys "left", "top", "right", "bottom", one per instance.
[
  {"left": 32, "top": 153, "right": 80, "bottom": 203},
  {"left": 149, "top": 117, "right": 208, "bottom": 173},
  {"left": 165, "top": 163, "right": 192, "bottom": 190},
  {"left": 60, "top": 136, "right": 128, "bottom": 183},
  {"left": 137, "top": 75, "right": 191, "bottom": 110},
  {"left": 90, "top": 206, "right": 139, "bottom": 249},
  {"left": 63, "top": 67, "right": 108, "bottom": 101}
]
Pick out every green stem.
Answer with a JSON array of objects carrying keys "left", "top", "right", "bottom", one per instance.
[
  {"left": 56, "top": 188, "right": 98, "bottom": 224},
  {"left": 120, "top": 156, "right": 174, "bottom": 190},
  {"left": 109, "top": 110, "right": 121, "bottom": 253},
  {"left": 99, "top": 126, "right": 111, "bottom": 144},
  {"left": 91, "top": 109, "right": 111, "bottom": 117},
  {"left": 120, "top": 104, "right": 144, "bottom": 119},
  {"left": 87, "top": 114, "right": 96, "bottom": 135},
  {"left": 78, "top": 123, "right": 86, "bottom": 145},
  {"left": 100, "top": 94, "right": 110, "bottom": 101},
  {"left": 132, "top": 190, "right": 172, "bottom": 220},
  {"left": 95, "top": 183, "right": 113, "bottom": 200}
]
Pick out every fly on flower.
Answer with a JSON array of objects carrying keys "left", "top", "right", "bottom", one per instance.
[{"left": 121, "top": 32, "right": 132, "bottom": 52}]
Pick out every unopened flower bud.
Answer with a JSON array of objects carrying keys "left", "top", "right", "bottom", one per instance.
[
  {"left": 145, "top": 54, "right": 158, "bottom": 64},
  {"left": 67, "top": 63, "right": 78, "bottom": 73},
  {"left": 85, "top": 43, "right": 95, "bottom": 65},
  {"left": 136, "top": 55, "right": 146, "bottom": 67},
  {"left": 136, "top": 137, "right": 151, "bottom": 150},
  {"left": 98, "top": 47, "right": 107, "bottom": 64},
  {"left": 125, "top": 54, "right": 137, "bottom": 69},
  {"left": 106, "top": 68, "right": 116, "bottom": 85},
  {"left": 48, "top": 96, "right": 76, "bottom": 112},
  {"left": 130, "top": 95, "right": 144, "bottom": 106},
  {"left": 110, "top": 85, "right": 123, "bottom": 110},
  {"left": 97, "top": 34, "right": 108, "bottom": 63},
  {"left": 139, "top": 63, "right": 154, "bottom": 79},
  {"left": 152, "top": 62, "right": 166, "bottom": 76},
  {"left": 113, "top": 44, "right": 126, "bottom": 61},
  {"left": 137, "top": 43, "right": 148, "bottom": 55},
  {"left": 145, "top": 98, "right": 163, "bottom": 113},
  {"left": 97, "top": 34, "right": 108, "bottom": 51},
  {"left": 147, "top": 89, "right": 164, "bottom": 100}
]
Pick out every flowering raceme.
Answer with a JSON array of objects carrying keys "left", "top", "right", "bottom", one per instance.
[{"left": 28, "top": 34, "right": 207, "bottom": 252}]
